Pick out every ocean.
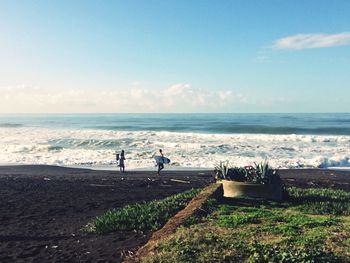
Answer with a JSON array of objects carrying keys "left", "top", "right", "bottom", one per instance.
[{"left": 0, "top": 113, "right": 349, "bottom": 169}]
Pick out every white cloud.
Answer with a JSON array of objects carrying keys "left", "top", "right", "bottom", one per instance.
[
  {"left": 218, "top": 90, "right": 233, "bottom": 101},
  {"left": 130, "top": 81, "right": 141, "bottom": 86},
  {"left": 274, "top": 32, "right": 350, "bottom": 50},
  {"left": 0, "top": 84, "right": 250, "bottom": 113}
]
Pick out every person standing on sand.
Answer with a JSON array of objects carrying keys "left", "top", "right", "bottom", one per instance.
[
  {"left": 119, "top": 150, "right": 126, "bottom": 173},
  {"left": 156, "top": 149, "right": 164, "bottom": 175}
]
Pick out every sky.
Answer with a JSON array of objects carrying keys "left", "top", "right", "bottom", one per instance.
[{"left": 0, "top": 0, "right": 349, "bottom": 113}]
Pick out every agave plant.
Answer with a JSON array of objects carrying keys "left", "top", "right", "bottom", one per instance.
[
  {"left": 253, "top": 159, "right": 280, "bottom": 184},
  {"left": 214, "top": 160, "right": 230, "bottom": 179},
  {"left": 228, "top": 167, "right": 247, "bottom": 181},
  {"left": 214, "top": 159, "right": 281, "bottom": 184}
]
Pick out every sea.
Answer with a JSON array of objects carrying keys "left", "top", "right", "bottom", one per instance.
[{"left": 0, "top": 113, "right": 349, "bottom": 170}]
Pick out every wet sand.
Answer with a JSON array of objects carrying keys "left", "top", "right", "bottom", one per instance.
[{"left": 0, "top": 165, "right": 349, "bottom": 262}]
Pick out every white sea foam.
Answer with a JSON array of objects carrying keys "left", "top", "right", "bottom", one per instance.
[{"left": 0, "top": 127, "right": 350, "bottom": 169}]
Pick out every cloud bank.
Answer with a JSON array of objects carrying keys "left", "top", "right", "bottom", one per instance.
[
  {"left": 0, "top": 84, "right": 249, "bottom": 113},
  {"left": 274, "top": 32, "right": 350, "bottom": 50}
]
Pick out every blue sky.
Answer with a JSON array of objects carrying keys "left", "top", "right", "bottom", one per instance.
[{"left": 0, "top": 0, "right": 349, "bottom": 113}]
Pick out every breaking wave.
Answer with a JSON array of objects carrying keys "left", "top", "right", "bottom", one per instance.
[{"left": 0, "top": 127, "right": 349, "bottom": 169}]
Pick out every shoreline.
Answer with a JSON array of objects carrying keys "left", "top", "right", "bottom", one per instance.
[{"left": 1, "top": 163, "right": 350, "bottom": 172}]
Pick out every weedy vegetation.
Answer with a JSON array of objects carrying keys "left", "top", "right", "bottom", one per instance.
[
  {"left": 86, "top": 188, "right": 200, "bottom": 234},
  {"left": 143, "top": 187, "right": 350, "bottom": 263}
]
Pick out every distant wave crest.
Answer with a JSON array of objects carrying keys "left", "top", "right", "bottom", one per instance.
[
  {"left": 90, "top": 124, "right": 350, "bottom": 135},
  {"left": 0, "top": 123, "right": 23, "bottom": 128}
]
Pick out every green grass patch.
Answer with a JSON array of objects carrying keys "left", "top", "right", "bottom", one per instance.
[
  {"left": 87, "top": 188, "right": 200, "bottom": 234},
  {"left": 143, "top": 187, "right": 350, "bottom": 263},
  {"left": 264, "top": 215, "right": 340, "bottom": 238},
  {"left": 217, "top": 213, "right": 260, "bottom": 228},
  {"left": 287, "top": 187, "right": 350, "bottom": 216},
  {"left": 143, "top": 226, "right": 251, "bottom": 263},
  {"left": 248, "top": 242, "right": 341, "bottom": 263}
]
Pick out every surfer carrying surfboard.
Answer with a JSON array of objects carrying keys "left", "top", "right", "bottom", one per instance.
[
  {"left": 154, "top": 149, "right": 170, "bottom": 175},
  {"left": 157, "top": 149, "right": 164, "bottom": 175}
]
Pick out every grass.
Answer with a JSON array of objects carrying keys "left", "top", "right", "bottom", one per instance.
[
  {"left": 86, "top": 188, "right": 200, "bottom": 234},
  {"left": 143, "top": 187, "right": 350, "bottom": 263},
  {"left": 287, "top": 187, "right": 350, "bottom": 216}
]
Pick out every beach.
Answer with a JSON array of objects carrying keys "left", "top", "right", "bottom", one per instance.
[
  {"left": 0, "top": 165, "right": 213, "bottom": 262},
  {"left": 1, "top": 165, "right": 349, "bottom": 262}
]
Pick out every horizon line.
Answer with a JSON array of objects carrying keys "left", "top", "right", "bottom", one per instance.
[{"left": 0, "top": 112, "right": 349, "bottom": 115}]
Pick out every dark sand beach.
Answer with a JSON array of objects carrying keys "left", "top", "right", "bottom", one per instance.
[{"left": 0, "top": 165, "right": 349, "bottom": 262}]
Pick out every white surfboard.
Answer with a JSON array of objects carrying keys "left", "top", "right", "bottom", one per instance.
[{"left": 154, "top": 156, "right": 171, "bottom": 164}]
